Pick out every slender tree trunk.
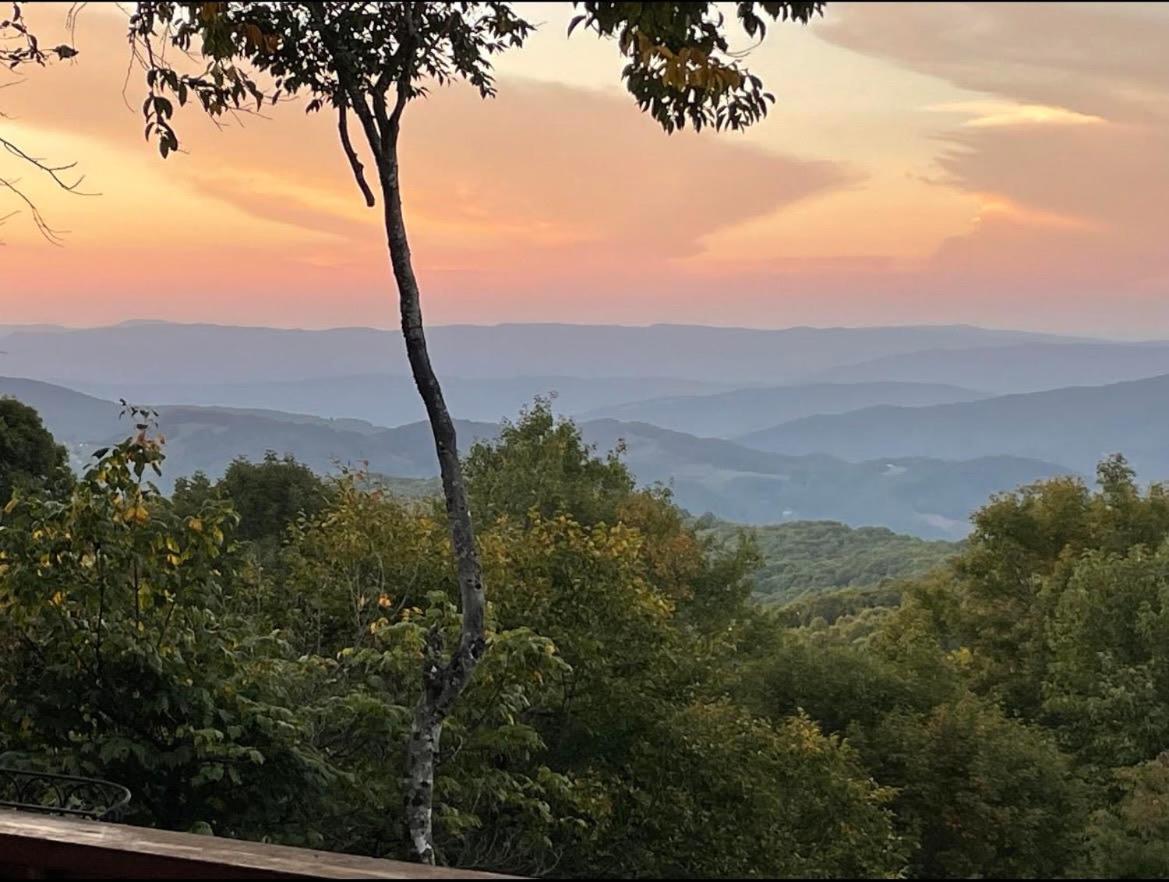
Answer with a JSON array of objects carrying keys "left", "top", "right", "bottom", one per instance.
[
  {"left": 374, "top": 107, "right": 488, "bottom": 868},
  {"left": 318, "top": 6, "right": 487, "bottom": 859}
]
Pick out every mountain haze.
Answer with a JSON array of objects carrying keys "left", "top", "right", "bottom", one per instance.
[
  {"left": 737, "top": 373, "right": 1169, "bottom": 479},
  {"left": 576, "top": 419, "right": 1070, "bottom": 537},
  {"left": 807, "top": 342, "right": 1169, "bottom": 393},
  {"left": 1, "top": 376, "right": 1072, "bottom": 538},
  {"left": 0, "top": 321, "right": 1088, "bottom": 386},
  {"left": 581, "top": 381, "right": 989, "bottom": 438},
  {"left": 66, "top": 374, "right": 737, "bottom": 426},
  {"left": 5, "top": 319, "right": 1152, "bottom": 539}
]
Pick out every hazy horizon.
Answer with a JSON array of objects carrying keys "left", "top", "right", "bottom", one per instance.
[{"left": 0, "top": 316, "right": 1155, "bottom": 343}]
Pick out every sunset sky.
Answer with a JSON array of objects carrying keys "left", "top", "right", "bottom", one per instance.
[{"left": 2, "top": 2, "right": 1167, "bottom": 336}]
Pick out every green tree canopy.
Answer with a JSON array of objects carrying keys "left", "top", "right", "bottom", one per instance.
[
  {"left": 856, "top": 695, "right": 1085, "bottom": 879},
  {"left": 217, "top": 452, "right": 333, "bottom": 543},
  {"left": 1085, "top": 754, "right": 1169, "bottom": 879},
  {"left": 0, "top": 398, "right": 71, "bottom": 503},
  {"left": 465, "top": 399, "right": 634, "bottom": 527}
]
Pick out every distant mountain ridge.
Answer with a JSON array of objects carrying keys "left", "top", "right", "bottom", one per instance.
[
  {"left": 0, "top": 321, "right": 1095, "bottom": 387},
  {"left": 576, "top": 418, "right": 1072, "bottom": 537},
  {"left": 66, "top": 373, "right": 739, "bottom": 427},
  {"left": 6, "top": 319, "right": 1149, "bottom": 541},
  {"left": 737, "top": 372, "right": 1169, "bottom": 480},
  {"left": 0, "top": 376, "right": 496, "bottom": 478},
  {"left": 806, "top": 342, "right": 1169, "bottom": 393},
  {"left": 1, "top": 376, "right": 1072, "bottom": 538},
  {"left": 580, "top": 381, "right": 989, "bottom": 438}
]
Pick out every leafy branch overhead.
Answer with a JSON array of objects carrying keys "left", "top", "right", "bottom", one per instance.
[
  {"left": 128, "top": 2, "right": 824, "bottom": 161},
  {"left": 0, "top": 1, "right": 77, "bottom": 69},
  {"left": 571, "top": 1, "right": 824, "bottom": 132}
]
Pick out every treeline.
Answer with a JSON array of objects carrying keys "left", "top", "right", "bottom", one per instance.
[{"left": 1, "top": 397, "right": 1168, "bottom": 877}]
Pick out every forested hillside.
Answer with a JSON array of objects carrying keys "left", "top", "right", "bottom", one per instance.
[{"left": 696, "top": 517, "right": 959, "bottom": 603}]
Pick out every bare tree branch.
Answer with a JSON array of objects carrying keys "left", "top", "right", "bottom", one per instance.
[
  {"left": 0, "top": 136, "right": 90, "bottom": 194},
  {"left": 0, "top": 134, "right": 95, "bottom": 243},
  {"left": 0, "top": 173, "right": 66, "bottom": 244},
  {"left": 1, "top": 1, "right": 86, "bottom": 242},
  {"left": 337, "top": 102, "right": 375, "bottom": 208}
]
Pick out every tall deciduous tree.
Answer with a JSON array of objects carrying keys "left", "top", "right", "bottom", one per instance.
[{"left": 18, "top": 0, "right": 824, "bottom": 862}]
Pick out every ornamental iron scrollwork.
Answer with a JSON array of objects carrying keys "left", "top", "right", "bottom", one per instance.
[{"left": 0, "top": 767, "right": 132, "bottom": 822}]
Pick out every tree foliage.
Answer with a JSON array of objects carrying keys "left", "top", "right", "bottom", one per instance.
[
  {"left": 0, "top": 397, "right": 72, "bottom": 503},
  {"left": 8, "top": 400, "right": 1169, "bottom": 876},
  {"left": 120, "top": 2, "right": 824, "bottom": 157},
  {"left": 212, "top": 452, "right": 332, "bottom": 543},
  {"left": 1085, "top": 754, "right": 1169, "bottom": 879},
  {"left": 724, "top": 452, "right": 1169, "bottom": 877},
  {"left": 0, "top": 403, "right": 901, "bottom": 876},
  {"left": 0, "top": 422, "right": 330, "bottom": 835},
  {"left": 570, "top": 2, "right": 824, "bottom": 132},
  {"left": 855, "top": 696, "right": 1085, "bottom": 879},
  {"left": 698, "top": 516, "right": 959, "bottom": 603},
  {"left": 465, "top": 400, "right": 634, "bottom": 528}
]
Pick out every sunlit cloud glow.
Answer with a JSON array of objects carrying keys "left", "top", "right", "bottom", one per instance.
[{"left": 929, "top": 100, "right": 1106, "bottom": 128}]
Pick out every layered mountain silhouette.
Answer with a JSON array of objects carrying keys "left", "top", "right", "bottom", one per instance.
[
  {"left": 736, "top": 373, "right": 1169, "bottom": 479},
  {"left": 5, "top": 320, "right": 1164, "bottom": 539},
  {"left": 1, "top": 375, "right": 1071, "bottom": 538}
]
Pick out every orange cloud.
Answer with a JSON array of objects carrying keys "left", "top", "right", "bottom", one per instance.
[
  {"left": 811, "top": 2, "right": 1169, "bottom": 335},
  {"left": 2, "top": 3, "right": 855, "bottom": 325},
  {"left": 818, "top": 3, "right": 1169, "bottom": 125}
]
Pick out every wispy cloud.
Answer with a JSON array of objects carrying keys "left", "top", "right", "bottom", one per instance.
[{"left": 928, "top": 101, "right": 1105, "bottom": 128}]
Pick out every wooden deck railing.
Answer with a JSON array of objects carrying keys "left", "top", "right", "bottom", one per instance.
[{"left": 0, "top": 811, "right": 514, "bottom": 879}]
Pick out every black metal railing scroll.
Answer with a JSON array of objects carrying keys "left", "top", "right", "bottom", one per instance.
[{"left": 0, "top": 768, "right": 131, "bottom": 821}]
